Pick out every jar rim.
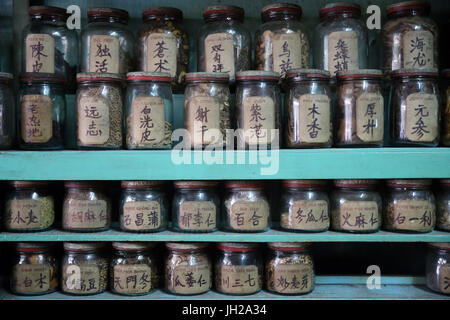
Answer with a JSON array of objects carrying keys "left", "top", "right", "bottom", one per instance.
[
  {"left": 202, "top": 5, "right": 244, "bottom": 20},
  {"left": 10, "top": 180, "right": 49, "bottom": 188},
  {"left": 286, "top": 68, "right": 331, "bottom": 80},
  {"left": 224, "top": 180, "right": 266, "bottom": 189},
  {"left": 126, "top": 72, "right": 171, "bottom": 83},
  {"left": 268, "top": 242, "right": 310, "bottom": 251},
  {"left": 142, "top": 6, "right": 183, "bottom": 21},
  {"left": 261, "top": 3, "right": 302, "bottom": 21},
  {"left": 336, "top": 69, "right": 383, "bottom": 80},
  {"left": 64, "top": 181, "right": 103, "bottom": 188},
  {"left": 236, "top": 71, "right": 280, "bottom": 82},
  {"left": 20, "top": 72, "right": 65, "bottom": 84},
  {"left": 112, "top": 242, "right": 156, "bottom": 251},
  {"left": 319, "top": 2, "right": 361, "bottom": 17},
  {"left": 391, "top": 68, "right": 439, "bottom": 78},
  {"left": 440, "top": 179, "right": 450, "bottom": 187},
  {"left": 77, "top": 72, "right": 124, "bottom": 83},
  {"left": 334, "top": 179, "right": 378, "bottom": 188},
  {"left": 217, "top": 242, "right": 259, "bottom": 251},
  {"left": 29, "top": 5, "right": 69, "bottom": 18},
  {"left": 87, "top": 7, "right": 129, "bottom": 21},
  {"left": 185, "top": 72, "right": 229, "bottom": 83},
  {"left": 386, "top": 179, "right": 432, "bottom": 187},
  {"left": 427, "top": 242, "right": 450, "bottom": 250},
  {"left": 386, "top": 1, "right": 430, "bottom": 15},
  {"left": 17, "top": 242, "right": 54, "bottom": 252},
  {"left": 121, "top": 180, "right": 165, "bottom": 188},
  {"left": 0, "top": 72, "right": 13, "bottom": 82},
  {"left": 282, "top": 180, "right": 327, "bottom": 188},
  {"left": 166, "top": 242, "right": 208, "bottom": 251},
  {"left": 174, "top": 181, "right": 219, "bottom": 189},
  {"left": 64, "top": 242, "right": 106, "bottom": 252}
]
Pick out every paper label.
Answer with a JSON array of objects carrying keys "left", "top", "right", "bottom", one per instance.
[
  {"left": 113, "top": 265, "right": 152, "bottom": 294},
  {"left": 122, "top": 201, "right": 161, "bottom": 230},
  {"left": 405, "top": 93, "right": 438, "bottom": 142},
  {"left": 78, "top": 96, "right": 110, "bottom": 145},
  {"left": 178, "top": 201, "right": 216, "bottom": 231},
  {"left": 146, "top": 33, "right": 177, "bottom": 77},
  {"left": 205, "top": 33, "right": 235, "bottom": 78},
  {"left": 285, "top": 200, "right": 329, "bottom": 230},
  {"left": 272, "top": 33, "right": 302, "bottom": 77},
  {"left": 9, "top": 199, "right": 42, "bottom": 229},
  {"left": 230, "top": 200, "right": 269, "bottom": 231},
  {"left": 63, "top": 265, "right": 101, "bottom": 294},
  {"left": 243, "top": 96, "right": 275, "bottom": 146},
  {"left": 25, "top": 34, "right": 54, "bottom": 73},
  {"left": 391, "top": 199, "right": 435, "bottom": 231},
  {"left": 89, "top": 35, "right": 120, "bottom": 73},
  {"left": 13, "top": 264, "right": 50, "bottom": 293},
  {"left": 339, "top": 201, "right": 380, "bottom": 231},
  {"left": 403, "top": 30, "right": 434, "bottom": 69},
  {"left": 219, "top": 265, "right": 260, "bottom": 294},
  {"left": 172, "top": 264, "right": 211, "bottom": 294},
  {"left": 186, "top": 96, "right": 220, "bottom": 146},
  {"left": 66, "top": 200, "right": 108, "bottom": 229},
  {"left": 21, "top": 94, "right": 52, "bottom": 143},
  {"left": 297, "top": 94, "right": 330, "bottom": 143},
  {"left": 131, "top": 96, "right": 165, "bottom": 145},
  {"left": 327, "top": 31, "right": 359, "bottom": 75},
  {"left": 272, "top": 264, "right": 314, "bottom": 294},
  {"left": 439, "top": 264, "right": 450, "bottom": 294},
  {"left": 356, "top": 92, "right": 384, "bottom": 142}
]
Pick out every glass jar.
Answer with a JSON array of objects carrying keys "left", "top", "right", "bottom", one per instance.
[
  {"left": 442, "top": 69, "right": 450, "bottom": 146},
  {"left": 284, "top": 69, "right": 332, "bottom": 148},
  {"left": 183, "top": 72, "right": 231, "bottom": 149},
  {"left": 280, "top": 180, "right": 330, "bottom": 232},
  {"left": 120, "top": 180, "right": 168, "bottom": 233},
  {"left": 390, "top": 68, "right": 440, "bottom": 146},
  {"left": 81, "top": 7, "right": 136, "bottom": 75},
  {"left": 223, "top": 181, "right": 270, "bottom": 232},
  {"left": 172, "top": 181, "right": 220, "bottom": 233},
  {"left": 4, "top": 181, "right": 55, "bottom": 232},
  {"left": 110, "top": 242, "right": 159, "bottom": 296},
  {"left": 384, "top": 179, "right": 436, "bottom": 233},
  {"left": 426, "top": 242, "right": 450, "bottom": 295},
  {"left": 255, "top": 3, "right": 310, "bottom": 78},
  {"left": 10, "top": 243, "right": 58, "bottom": 295},
  {"left": 314, "top": 2, "right": 368, "bottom": 76},
  {"left": 215, "top": 243, "right": 263, "bottom": 295},
  {"left": 18, "top": 73, "right": 66, "bottom": 150},
  {"left": 382, "top": 1, "right": 438, "bottom": 74},
  {"left": 437, "top": 179, "right": 450, "bottom": 232},
  {"left": 0, "top": 72, "right": 15, "bottom": 149},
  {"left": 331, "top": 179, "right": 382, "bottom": 233},
  {"left": 336, "top": 69, "right": 385, "bottom": 147},
  {"left": 266, "top": 242, "right": 314, "bottom": 295},
  {"left": 235, "top": 71, "right": 281, "bottom": 150},
  {"left": 61, "top": 242, "right": 109, "bottom": 295},
  {"left": 62, "top": 181, "right": 111, "bottom": 232},
  {"left": 197, "top": 5, "right": 251, "bottom": 84},
  {"left": 76, "top": 72, "right": 124, "bottom": 149},
  {"left": 22, "top": 6, "right": 79, "bottom": 92},
  {"left": 125, "top": 72, "right": 173, "bottom": 149},
  {"left": 165, "top": 243, "right": 211, "bottom": 295},
  {"left": 138, "top": 7, "right": 189, "bottom": 92}
]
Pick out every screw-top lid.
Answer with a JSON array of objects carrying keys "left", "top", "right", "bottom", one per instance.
[
  {"left": 267, "top": 242, "right": 310, "bottom": 251},
  {"left": 203, "top": 5, "right": 244, "bottom": 21},
  {"left": 77, "top": 72, "right": 124, "bottom": 83},
  {"left": 261, "top": 3, "right": 302, "bottom": 22},
  {"left": 174, "top": 181, "right": 219, "bottom": 189},
  {"left": 64, "top": 181, "right": 103, "bottom": 188},
  {"left": 386, "top": 179, "right": 432, "bottom": 188},
  {"left": 165, "top": 242, "right": 209, "bottom": 251},
  {"left": 88, "top": 7, "right": 129, "bottom": 22},
  {"left": 391, "top": 68, "right": 439, "bottom": 78},
  {"left": 17, "top": 242, "right": 54, "bottom": 252},
  {"left": 142, "top": 7, "right": 183, "bottom": 21},
  {"left": 0, "top": 72, "right": 13, "bottom": 83},
  {"left": 64, "top": 242, "right": 106, "bottom": 252},
  {"left": 126, "top": 72, "right": 171, "bottom": 83},
  {"left": 185, "top": 72, "right": 229, "bottom": 83},
  {"left": 440, "top": 179, "right": 450, "bottom": 187},
  {"left": 286, "top": 68, "right": 331, "bottom": 81},
  {"left": 224, "top": 180, "right": 266, "bottom": 189},
  {"left": 236, "top": 71, "right": 280, "bottom": 82},
  {"left": 334, "top": 179, "right": 378, "bottom": 188},
  {"left": 319, "top": 2, "right": 361, "bottom": 17},
  {"left": 29, "top": 5, "right": 69, "bottom": 20},
  {"left": 282, "top": 180, "right": 327, "bottom": 188},
  {"left": 336, "top": 69, "right": 383, "bottom": 80},
  {"left": 121, "top": 180, "right": 165, "bottom": 188},
  {"left": 112, "top": 242, "right": 156, "bottom": 251},
  {"left": 217, "top": 242, "right": 259, "bottom": 252},
  {"left": 20, "top": 72, "right": 65, "bottom": 84},
  {"left": 386, "top": 1, "right": 430, "bottom": 15},
  {"left": 10, "top": 181, "right": 49, "bottom": 188},
  {"left": 428, "top": 242, "right": 450, "bottom": 250}
]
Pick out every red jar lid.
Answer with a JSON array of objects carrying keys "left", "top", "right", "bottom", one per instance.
[
  {"left": 17, "top": 242, "right": 54, "bottom": 252},
  {"left": 386, "top": 1, "right": 430, "bottom": 15},
  {"left": 386, "top": 179, "right": 432, "bottom": 188},
  {"left": 440, "top": 179, "right": 450, "bottom": 187},
  {"left": 236, "top": 71, "right": 280, "bottom": 82},
  {"left": 20, "top": 72, "right": 65, "bottom": 84},
  {"left": 88, "top": 7, "right": 129, "bottom": 21},
  {"left": 29, "top": 5, "right": 69, "bottom": 19},
  {"left": 217, "top": 242, "right": 259, "bottom": 252},
  {"left": 112, "top": 242, "right": 156, "bottom": 251},
  {"left": 77, "top": 72, "right": 124, "bottom": 83},
  {"left": 334, "top": 179, "right": 378, "bottom": 188},
  {"left": 64, "top": 242, "right": 106, "bottom": 252},
  {"left": 10, "top": 181, "right": 49, "bottom": 188},
  {"left": 319, "top": 2, "right": 361, "bottom": 17},
  {"left": 121, "top": 180, "right": 165, "bottom": 188},
  {"left": 174, "top": 181, "right": 219, "bottom": 189},
  {"left": 185, "top": 72, "right": 229, "bottom": 83},
  {"left": 336, "top": 69, "right": 383, "bottom": 80},
  {"left": 268, "top": 242, "right": 310, "bottom": 251},
  {"left": 64, "top": 181, "right": 103, "bottom": 188},
  {"left": 224, "top": 180, "right": 266, "bottom": 189},
  {"left": 391, "top": 68, "right": 439, "bottom": 78},
  {"left": 203, "top": 5, "right": 244, "bottom": 21},
  {"left": 282, "top": 180, "right": 327, "bottom": 188},
  {"left": 143, "top": 7, "right": 183, "bottom": 21},
  {"left": 126, "top": 72, "right": 171, "bottom": 83},
  {"left": 261, "top": 3, "right": 302, "bottom": 22},
  {"left": 286, "top": 68, "right": 331, "bottom": 81},
  {"left": 166, "top": 242, "right": 208, "bottom": 251}
]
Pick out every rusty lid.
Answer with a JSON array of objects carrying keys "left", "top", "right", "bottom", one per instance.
[
  {"left": 203, "top": 5, "right": 244, "bottom": 21},
  {"left": 217, "top": 242, "right": 259, "bottom": 252},
  {"left": 77, "top": 72, "right": 124, "bottom": 83},
  {"left": 20, "top": 72, "right": 65, "bottom": 84},
  {"left": 268, "top": 242, "right": 310, "bottom": 251},
  {"left": 236, "top": 71, "right": 280, "bottom": 82},
  {"left": 64, "top": 181, "right": 103, "bottom": 188},
  {"left": 391, "top": 68, "right": 439, "bottom": 78},
  {"left": 29, "top": 5, "right": 69, "bottom": 19},
  {"left": 336, "top": 69, "right": 383, "bottom": 80},
  {"left": 64, "top": 242, "right": 106, "bottom": 252},
  {"left": 185, "top": 72, "right": 229, "bottom": 83},
  {"left": 165, "top": 242, "right": 209, "bottom": 251},
  {"left": 17, "top": 242, "right": 54, "bottom": 252},
  {"left": 10, "top": 181, "right": 49, "bottom": 188},
  {"left": 112, "top": 242, "right": 156, "bottom": 251},
  {"left": 286, "top": 68, "right": 331, "bottom": 81},
  {"left": 334, "top": 179, "right": 378, "bottom": 188},
  {"left": 386, "top": 179, "right": 432, "bottom": 188},
  {"left": 224, "top": 180, "right": 266, "bottom": 189},
  {"left": 88, "top": 7, "right": 129, "bottom": 21},
  {"left": 261, "top": 3, "right": 302, "bottom": 22},
  {"left": 387, "top": 1, "right": 430, "bottom": 15},
  {"left": 121, "top": 180, "right": 165, "bottom": 188},
  {"left": 319, "top": 2, "right": 361, "bottom": 17},
  {"left": 126, "top": 72, "right": 171, "bottom": 82},
  {"left": 142, "top": 7, "right": 183, "bottom": 21}
]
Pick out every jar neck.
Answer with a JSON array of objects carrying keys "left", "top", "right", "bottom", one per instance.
[
  {"left": 285, "top": 186, "right": 321, "bottom": 191},
  {"left": 388, "top": 9, "right": 428, "bottom": 20},
  {"left": 115, "top": 249, "right": 147, "bottom": 256},
  {"left": 30, "top": 15, "right": 66, "bottom": 24},
  {"left": 78, "top": 81, "right": 122, "bottom": 88},
  {"left": 337, "top": 187, "right": 373, "bottom": 191},
  {"left": 389, "top": 186, "right": 428, "bottom": 191},
  {"left": 67, "top": 187, "right": 98, "bottom": 192},
  {"left": 263, "top": 12, "right": 300, "bottom": 22},
  {"left": 320, "top": 11, "right": 359, "bottom": 21},
  {"left": 89, "top": 16, "right": 127, "bottom": 25},
  {"left": 205, "top": 14, "right": 242, "bottom": 23}
]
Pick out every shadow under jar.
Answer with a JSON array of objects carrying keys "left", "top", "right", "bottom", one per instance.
[
  {"left": 61, "top": 242, "right": 109, "bottom": 296},
  {"left": 120, "top": 180, "right": 168, "bottom": 233},
  {"left": 390, "top": 68, "right": 440, "bottom": 146},
  {"left": 284, "top": 69, "right": 332, "bottom": 148},
  {"left": 331, "top": 179, "right": 382, "bottom": 233},
  {"left": 437, "top": 179, "right": 450, "bottom": 232},
  {"left": 18, "top": 73, "right": 65, "bottom": 150},
  {"left": 235, "top": 71, "right": 281, "bottom": 150},
  {"left": 426, "top": 242, "right": 450, "bottom": 295},
  {"left": 384, "top": 179, "right": 436, "bottom": 233},
  {"left": 215, "top": 243, "right": 263, "bottom": 295},
  {"left": 442, "top": 69, "right": 450, "bottom": 146},
  {"left": 172, "top": 181, "right": 220, "bottom": 233},
  {"left": 335, "top": 69, "right": 385, "bottom": 147},
  {"left": 10, "top": 242, "right": 58, "bottom": 296},
  {"left": 0, "top": 73, "right": 15, "bottom": 149}
]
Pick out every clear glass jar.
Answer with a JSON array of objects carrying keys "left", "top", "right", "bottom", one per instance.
[
  {"left": 197, "top": 5, "right": 251, "bottom": 84},
  {"left": 384, "top": 179, "right": 436, "bottom": 233},
  {"left": 183, "top": 72, "right": 231, "bottom": 149},
  {"left": 61, "top": 242, "right": 109, "bottom": 295},
  {"left": 81, "top": 8, "right": 136, "bottom": 75},
  {"left": 110, "top": 242, "right": 159, "bottom": 296},
  {"left": 10, "top": 243, "right": 58, "bottom": 295},
  {"left": 125, "top": 72, "right": 173, "bottom": 149},
  {"left": 223, "top": 181, "right": 271, "bottom": 232},
  {"left": 0, "top": 72, "right": 15, "bottom": 149},
  {"left": 235, "top": 71, "right": 281, "bottom": 150},
  {"left": 314, "top": 2, "right": 368, "bottom": 76},
  {"left": 331, "top": 179, "right": 382, "bottom": 233},
  {"left": 390, "top": 68, "right": 440, "bottom": 146},
  {"left": 382, "top": 1, "right": 438, "bottom": 74},
  {"left": 255, "top": 3, "right": 310, "bottom": 78},
  {"left": 138, "top": 7, "right": 189, "bottom": 92},
  {"left": 266, "top": 242, "right": 314, "bottom": 295},
  {"left": 18, "top": 73, "right": 66, "bottom": 150},
  {"left": 280, "top": 180, "right": 330, "bottom": 232},
  {"left": 164, "top": 243, "right": 211, "bottom": 295},
  {"left": 426, "top": 243, "right": 450, "bottom": 295},
  {"left": 62, "top": 181, "right": 111, "bottom": 232},
  {"left": 76, "top": 72, "right": 124, "bottom": 149},
  {"left": 284, "top": 69, "right": 332, "bottom": 148},
  {"left": 120, "top": 180, "right": 168, "bottom": 233},
  {"left": 4, "top": 181, "right": 55, "bottom": 232},
  {"left": 172, "top": 181, "right": 220, "bottom": 233},
  {"left": 442, "top": 69, "right": 450, "bottom": 146},
  {"left": 336, "top": 69, "right": 385, "bottom": 147},
  {"left": 22, "top": 6, "right": 79, "bottom": 93},
  {"left": 215, "top": 243, "right": 263, "bottom": 295},
  {"left": 437, "top": 179, "right": 450, "bottom": 232}
]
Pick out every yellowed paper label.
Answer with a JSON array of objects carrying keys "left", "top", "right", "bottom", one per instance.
[
  {"left": 272, "top": 33, "right": 302, "bottom": 76},
  {"left": 63, "top": 265, "right": 101, "bottom": 294},
  {"left": 21, "top": 94, "right": 52, "bottom": 143},
  {"left": 272, "top": 264, "right": 314, "bottom": 294},
  {"left": 26, "top": 34, "right": 54, "bottom": 73},
  {"left": 297, "top": 94, "right": 330, "bottom": 143},
  {"left": 285, "top": 200, "right": 329, "bottom": 230},
  {"left": 405, "top": 93, "right": 438, "bottom": 142},
  {"left": 392, "top": 199, "right": 435, "bottom": 231},
  {"left": 243, "top": 96, "right": 275, "bottom": 146},
  {"left": 219, "top": 265, "right": 260, "bottom": 294},
  {"left": 356, "top": 92, "right": 384, "bottom": 142},
  {"left": 178, "top": 201, "right": 216, "bottom": 231},
  {"left": 339, "top": 201, "right": 380, "bottom": 231},
  {"left": 122, "top": 201, "right": 161, "bottom": 230},
  {"left": 13, "top": 264, "right": 50, "bottom": 293},
  {"left": 403, "top": 30, "right": 434, "bottom": 69},
  {"left": 113, "top": 265, "right": 152, "bottom": 294},
  {"left": 9, "top": 199, "right": 42, "bottom": 229},
  {"left": 131, "top": 96, "right": 165, "bottom": 145},
  {"left": 66, "top": 200, "right": 108, "bottom": 229},
  {"left": 186, "top": 96, "right": 220, "bottom": 146},
  {"left": 89, "top": 35, "right": 120, "bottom": 73},
  {"left": 146, "top": 33, "right": 177, "bottom": 77},
  {"left": 205, "top": 33, "right": 235, "bottom": 78},
  {"left": 172, "top": 264, "right": 211, "bottom": 294},
  {"left": 230, "top": 200, "right": 269, "bottom": 231},
  {"left": 439, "top": 264, "right": 450, "bottom": 294},
  {"left": 327, "top": 31, "right": 359, "bottom": 75},
  {"left": 78, "top": 96, "right": 110, "bottom": 145}
]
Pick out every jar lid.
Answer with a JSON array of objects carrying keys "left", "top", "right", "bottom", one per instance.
[
  {"left": 261, "top": 3, "right": 302, "bottom": 22},
  {"left": 121, "top": 180, "right": 165, "bottom": 188},
  {"left": 64, "top": 242, "right": 106, "bottom": 252},
  {"left": 20, "top": 72, "right": 65, "bottom": 84},
  {"left": 386, "top": 179, "right": 432, "bottom": 188},
  {"left": 441, "top": 69, "right": 450, "bottom": 78},
  {"left": 174, "top": 181, "right": 219, "bottom": 189},
  {"left": 428, "top": 242, "right": 450, "bottom": 250},
  {"left": 336, "top": 69, "right": 383, "bottom": 80},
  {"left": 217, "top": 242, "right": 259, "bottom": 252},
  {"left": 185, "top": 72, "right": 229, "bottom": 83},
  {"left": 87, "top": 7, "right": 129, "bottom": 21},
  {"left": 224, "top": 180, "right": 266, "bottom": 189},
  {"left": 64, "top": 181, "right": 102, "bottom": 188},
  {"left": 28, "top": 5, "right": 69, "bottom": 19},
  {"left": 236, "top": 71, "right": 280, "bottom": 82},
  {"left": 0, "top": 72, "right": 13, "bottom": 82},
  {"left": 267, "top": 242, "right": 310, "bottom": 251},
  {"left": 319, "top": 2, "right": 361, "bottom": 17},
  {"left": 126, "top": 72, "right": 171, "bottom": 83},
  {"left": 334, "top": 179, "right": 378, "bottom": 188},
  {"left": 391, "top": 68, "right": 439, "bottom": 78},
  {"left": 17, "top": 242, "right": 54, "bottom": 252},
  {"left": 386, "top": 1, "right": 430, "bottom": 15},
  {"left": 282, "top": 180, "right": 327, "bottom": 188},
  {"left": 10, "top": 181, "right": 49, "bottom": 188},
  {"left": 77, "top": 72, "right": 124, "bottom": 83},
  {"left": 142, "top": 7, "right": 183, "bottom": 21},
  {"left": 203, "top": 5, "right": 244, "bottom": 21},
  {"left": 112, "top": 242, "right": 156, "bottom": 251},
  {"left": 286, "top": 68, "right": 331, "bottom": 80},
  {"left": 440, "top": 179, "right": 450, "bottom": 187},
  {"left": 165, "top": 242, "right": 208, "bottom": 251}
]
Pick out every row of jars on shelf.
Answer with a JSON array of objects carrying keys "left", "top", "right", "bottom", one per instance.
[{"left": 2, "top": 179, "right": 449, "bottom": 234}]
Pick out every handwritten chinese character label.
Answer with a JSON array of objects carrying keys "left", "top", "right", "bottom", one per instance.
[
  {"left": 187, "top": 96, "right": 220, "bottom": 146},
  {"left": 113, "top": 265, "right": 152, "bottom": 295},
  {"left": 339, "top": 201, "right": 380, "bottom": 231},
  {"left": 287, "top": 200, "right": 329, "bottom": 230},
  {"left": 66, "top": 200, "right": 108, "bottom": 229},
  {"left": 327, "top": 31, "right": 358, "bottom": 75},
  {"left": 243, "top": 96, "right": 276, "bottom": 146},
  {"left": 403, "top": 30, "right": 434, "bottom": 68},
  {"left": 205, "top": 33, "right": 235, "bottom": 78},
  {"left": 405, "top": 93, "right": 438, "bottom": 142},
  {"left": 146, "top": 33, "right": 177, "bottom": 78},
  {"left": 63, "top": 265, "right": 100, "bottom": 294},
  {"left": 219, "top": 265, "right": 259, "bottom": 294},
  {"left": 272, "top": 33, "right": 302, "bottom": 77},
  {"left": 297, "top": 94, "right": 331, "bottom": 143},
  {"left": 25, "top": 34, "right": 54, "bottom": 73},
  {"left": 8, "top": 199, "right": 45, "bottom": 229},
  {"left": 172, "top": 264, "right": 211, "bottom": 294},
  {"left": 273, "top": 265, "right": 313, "bottom": 294},
  {"left": 122, "top": 201, "right": 161, "bottom": 230},
  {"left": 439, "top": 264, "right": 450, "bottom": 294},
  {"left": 21, "top": 95, "right": 52, "bottom": 143},
  {"left": 13, "top": 265, "right": 50, "bottom": 293},
  {"left": 131, "top": 96, "right": 165, "bottom": 146},
  {"left": 230, "top": 201, "right": 270, "bottom": 231},
  {"left": 178, "top": 201, "right": 216, "bottom": 231},
  {"left": 392, "top": 199, "right": 435, "bottom": 231},
  {"left": 356, "top": 92, "right": 384, "bottom": 142},
  {"left": 89, "top": 35, "right": 119, "bottom": 74},
  {"left": 78, "top": 96, "right": 110, "bottom": 145}
]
